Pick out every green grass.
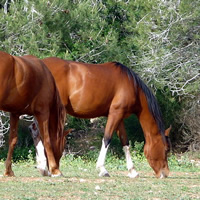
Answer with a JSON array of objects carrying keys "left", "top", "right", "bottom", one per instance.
[{"left": 0, "top": 153, "right": 199, "bottom": 200}]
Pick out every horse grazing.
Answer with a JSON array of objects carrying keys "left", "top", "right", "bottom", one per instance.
[
  {"left": 0, "top": 51, "right": 66, "bottom": 177},
  {"left": 41, "top": 57, "right": 171, "bottom": 178}
]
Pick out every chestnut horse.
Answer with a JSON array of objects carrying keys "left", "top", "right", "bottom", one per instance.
[
  {"left": 0, "top": 51, "right": 66, "bottom": 177},
  {"left": 41, "top": 57, "right": 171, "bottom": 178}
]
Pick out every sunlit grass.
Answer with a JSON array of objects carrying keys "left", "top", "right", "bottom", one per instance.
[{"left": 0, "top": 151, "right": 199, "bottom": 200}]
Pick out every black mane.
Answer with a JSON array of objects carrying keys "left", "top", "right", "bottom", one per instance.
[{"left": 114, "top": 62, "right": 165, "bottom": 137}]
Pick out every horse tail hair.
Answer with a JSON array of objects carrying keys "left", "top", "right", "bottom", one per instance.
[{"left": 49, "top": 85, "right": 66, "bottom": 156}]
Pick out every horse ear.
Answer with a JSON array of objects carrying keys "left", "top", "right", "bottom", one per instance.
[
  {"left": 64, "top": 129, "right": 73, "bottom": 136},
  {"left": 165, "top": 125, "right": 172, "bottom": 136}
]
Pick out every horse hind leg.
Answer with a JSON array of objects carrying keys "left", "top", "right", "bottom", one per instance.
[
  {"left": 96, "top": 111, "right": 124, "bottom": 177},
  {"left": 4, "top": 114, "right": 19, "bottom": 176},
  {"left": 117, "top": 121, "right": 139, "bottom": 178}
]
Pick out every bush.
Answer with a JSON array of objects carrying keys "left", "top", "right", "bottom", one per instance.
[
  {"left": 0, "top": 120, "right": 34, "bottom": 161},
  {"left": 0, "top": 146, "right": 35, "bottom": 162},
  {"left": 0, "top": 0, "right": 199, "bottom": 153}
]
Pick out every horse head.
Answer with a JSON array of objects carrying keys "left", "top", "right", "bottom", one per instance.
[
  {"left": 53, "top": 127, "right": 73, "bottom": 167},
  {"left": 144, "top": 126, "right": 172, "bottom": 178}
]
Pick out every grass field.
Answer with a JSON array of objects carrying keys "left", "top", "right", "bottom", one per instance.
[{"left": 0, "top": 152, "right": 199, "bottom": 200}]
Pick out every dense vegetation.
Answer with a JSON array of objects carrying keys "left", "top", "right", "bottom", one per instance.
[{"left": 0, "top": 0, "right": 199, "bottom": 157}]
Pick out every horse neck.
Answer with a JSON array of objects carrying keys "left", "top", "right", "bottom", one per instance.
[{"left": 136, "top": 90, "right": 160, "bottom": 142}]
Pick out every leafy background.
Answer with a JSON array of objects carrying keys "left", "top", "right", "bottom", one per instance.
[{"left": 0, "top": 0, "right": 199, "bottom": 157}]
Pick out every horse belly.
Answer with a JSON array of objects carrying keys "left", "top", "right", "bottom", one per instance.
[
  {"left": 66, "top": 91, "right": 112, "bottom": 118},
  {"left": 0, "top": 91, "right": 33, "bottom": 114}
]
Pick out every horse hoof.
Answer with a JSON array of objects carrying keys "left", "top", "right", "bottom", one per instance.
[
  {"left": 128, "top": 173, "right": 139, "bottom": 178},
  {"left": 4, "top": 172, "right": 15, "bottom": 177},
  {"left": 128, "top": 170, "right": 139, "bottom": 178},
  {"left": 38, "top": 169, "right": 51, "bottom": 176},
  {"left": 99, "top": 171, "right": 110, "bottom": 177},
  {"left": 51, "top": 173, "right": 63, "bottom": 178}
]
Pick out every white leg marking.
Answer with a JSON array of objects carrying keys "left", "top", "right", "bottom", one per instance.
[
  {"left": 96, "top": 139, "right": 110, "bottom": 177},
  {"left": 29, "top": 121, "right": 49, "bottom": 176},
  {"left": 123, "top": 145, "right": 139, "bottom": 178},
  {"left": 51, "top": 173, "right": 63, "bottom": 178},
  {"left": 35, "top": 140, "right": 49, "bottom": 176}
]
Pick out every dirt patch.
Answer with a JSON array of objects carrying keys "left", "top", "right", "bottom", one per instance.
[{"left": 0, "top": 171, "right": 199, "bottom": 183}]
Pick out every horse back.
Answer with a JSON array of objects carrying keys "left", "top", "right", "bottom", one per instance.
[
  {"left": 42, "top": 58, "right": 137, "bottom": 118},
  {"left": 0, "top": 54, "right": 56, "bottom": 114}
]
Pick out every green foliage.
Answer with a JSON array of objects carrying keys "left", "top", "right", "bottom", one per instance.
[
  {"left": 107, "top": 115, "right": 144, "bottom": 157},
  {"left": 133, "top": 141, "right": 144, "bottom": 154},
  {"left": 0, "top": 0, "right": 62, "bottom": 56},
  {"left": 67, "top": 116, "right": 90, "bottom": 131},
  {"left": 0, "top": 0, "right": 155, "bottom": 63},
  {"left": 0, "top": 0, "right": 199, "bottom": 152},
  {"left": 125, "top": 115, "right": 144, "bottom": 142},
  {"left": 168, "top": 153, "right": 200, "bottom": 172},
  {"left": 156, "top": 90, "right": 182, "bottom": 126},
  {"left": 0, "top": 145, "right": 35, "bottom": 162},
  {"left": 0, "top": 119, "right": 35, "bottom": 161}
]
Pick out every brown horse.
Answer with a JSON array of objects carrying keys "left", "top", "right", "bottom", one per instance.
[
  {"left": 41, "top": 57, "right": 171, "bottom": 178},
  {"left": 0, "top": 51, "right": 66, "bottom": 177}
]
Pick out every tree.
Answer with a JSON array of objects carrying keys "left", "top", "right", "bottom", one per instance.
[
  {"left": 128, "top": 0, "right": 200, "bottom": 151},
  {"left": 0, "top": 0, "right": 199, "bottom": 152},
  {"left": 0, "top": 112, "right": 10, "bottom": 148}
]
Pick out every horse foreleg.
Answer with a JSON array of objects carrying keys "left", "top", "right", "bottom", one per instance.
[
  {"left": 96, "top": 111, "right": 123, "bottom": 177},
  {"left": 117, "top": 121, "right": 139, "bottom": 178},
  {"left": 96, "top": 139, "right": 110, "bottom": 177},
  {"left": 36, "top": 114, "right": 62, "bottom": 177},
  {"left": 4, "top": 113, "right": 19, "bottom": 176}
]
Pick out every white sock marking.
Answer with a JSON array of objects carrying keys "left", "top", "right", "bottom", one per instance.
[
  {"left": 123, "top": 145, "right": 139, "bottom": 178},
  {"left": 96, "top": 139, "right": 110, "bottom": 176},
  {"left": 35, "top": 140, "right": 48, "bottom": 174},
  {"left": 29, "top": 121, "right": 48, "bottom": 176}
]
